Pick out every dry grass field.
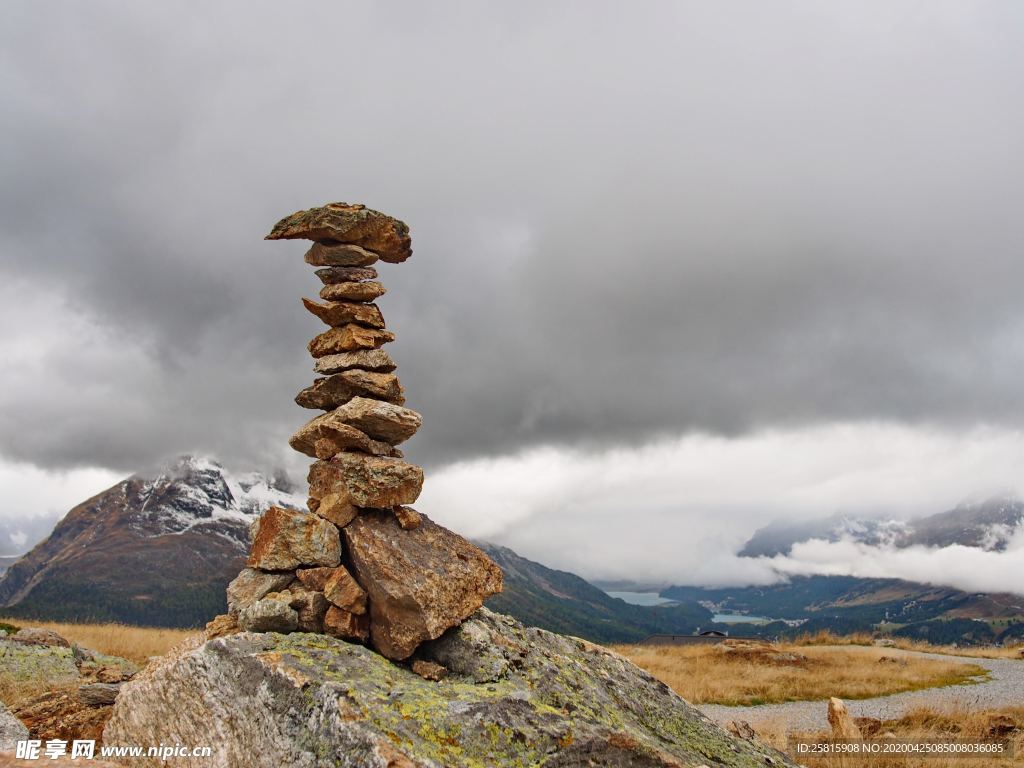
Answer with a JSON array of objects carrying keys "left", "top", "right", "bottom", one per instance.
[
  {"left": 791, "top": 630, "right": 1024, "bottom": 661},
  {"left": 0, "top": 617, "right": 195, "bottom": 665},
  {"left": 612, "top": 640, "right": 988, "bottom": 706},
  {"left": 753, "top": 706, "right": 1024, "bottom": 768}
]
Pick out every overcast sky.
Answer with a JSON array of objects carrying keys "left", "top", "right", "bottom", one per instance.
[{"left": 2, "top": 2, "right": 1024, "bottom": 589}]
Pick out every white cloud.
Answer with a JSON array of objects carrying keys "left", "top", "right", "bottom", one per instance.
[
  {"left": 418, "top": 422, "right": 1024, "bottom": 590},
  {"left": 0, "top": 460, "right": 120, "bottom": 523},
  {"left": 765, "top": 530, "right": 1024, "bottom": 595}
]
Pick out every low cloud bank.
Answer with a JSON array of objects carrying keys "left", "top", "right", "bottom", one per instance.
[
  {"left": 765, "top": 533, "right": 1024, "bottom": 596},
  {"left": 418, "top": 423, "right": 1024, "bottom": 593}
]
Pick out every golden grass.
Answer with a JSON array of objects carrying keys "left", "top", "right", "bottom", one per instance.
[
  {"left": 0, "top": 617, "right": 196, "bottom": 665},
  {"left": 752, "top": 706, "right": 1024, "bottom": 768},
  {"left": 792, "top": 630, "right": 1024, "bottom": 660},
  {"left": 612, "top": 642, "right": 988, "bottom": 705}
]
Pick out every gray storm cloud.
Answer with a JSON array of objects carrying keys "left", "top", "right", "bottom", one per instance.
[{"left": 1, "top": 1, "right": 1024, "bottom": 474}]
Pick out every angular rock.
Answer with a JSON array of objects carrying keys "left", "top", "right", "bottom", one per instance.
[
  {"left": 95, "top": 665, "right": 132, "bottom": 684},
  {"left": 0, "top": 700, "right": 28, "bottom": 752},
  {"left": 323, "top": 605, "right": 370, "bottom": 642},
  {"left": 304, "top": 242, "right": 378, "bottom": 267},
  {"left": 289, "top": 413, "right": 395, "bottom": 459},
  {"left": 79, "top": 682, "right": 121, "bottom": 706},
  {"left": 204, "top": 613, "right": 241, "bottom": 640},
  {"left": 226, "top": 568, "right": 295, "bottom": 614},
  {"left": 247, "top": 507, "right": 341, "bottom": 571},
  {"left": 329, "top": 396, "right": 422, "bottom": 445},
  {"left": 311, "top": 491, "right": 357, "bottom": 528},
  {"left": 314, "top": 348, "right": 395, "bottom": 375},
  {"left": 343, "top": 510, "right": 502, "bottom": 660},
  {"left": 827, "top": 697, "right": 863, "bottom": 740},
  {"left": 296, "top": 370, "right": 404, "bottom": 409},
  {"left": 323, "top": 565, "right": 367, "bottom": 614},
  {"left": 11, "top": 627, "right": 71, "bottom": 648},
  {"left": 294, "top": 567, "right": 340, "bottom": 592},
  {"left": 104, "top": 610, "right": 794, "bottom": 768},
  {"left": 302, "top": 298, "right": 384, "bottom": 329},
  {"left": 308, "top": 455, "right": 423, "bottom": 509},
  {"left": 308, "top": 324, "right": 394, "bottom": 357},
  {"left": 285, "top": 587, "right": 329, "bottom": 633},
  {"left": 411, "top": 659, "right": 447, "bottom": 681},
  {"left": 319, "top": 281, "right": 387, "bottom": 302},
  {"left": 237, "top": 598, "right": 298, "bottom": 633},
  {"left": 266, "top": 202, "right": 412, "bottom": 264},
  {"left": 315, "top": 265, "right": 378, "bottom": 284},
  {"left": 394, "top": 505, "right": 421, "bottom": 530}
]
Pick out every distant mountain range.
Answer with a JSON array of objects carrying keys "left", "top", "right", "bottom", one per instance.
[
  {"left": 0, "top": 456, "right": 711, "bottom": 640},
  {"left": 0, "top": 456, "right": 304, "bottom": 626},
  {"left": 681, "top": 497, "right": 1024, "bottom": 644},
  {"left": 740, "top": 497, "right": 1024, "bottom": 557},
  {"left": 1, "top": 458, "right": 1021, "bottom": 645},
  {"left": 479, "top": 543, "right": 709, "bottom": 642}
]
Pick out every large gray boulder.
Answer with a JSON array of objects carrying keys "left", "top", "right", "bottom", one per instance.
[
  {"left": 104, "top": 609, "right": 792, "bottom": 767},
  {"left": 0, "top": 700, "right": 28, "bottom": 752}
]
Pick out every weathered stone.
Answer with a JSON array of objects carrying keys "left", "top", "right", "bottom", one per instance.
[
  {"left": 323, "top": 605, "right": 370, "bottom": 642},
  {"left": 308, "top": 455, "right": 423, "bottom": 509},
  {"left": 104, "top": 610, "right": 794, "bottom": 768},
  {"left": 308, "top": 324, "right": 394, "bottom": 357},
  {"left": 0, "top": 700, "right": 28, "bottom": 752},
  {"left": 296, "top": 370, "right": 404, "bottom": 409},
  {"left": 314, "top": 348, "right": 395, "bottom": 375},
  {"left": 286, "top": 587, "right": 329, "bottom": 633},
  {"left": 323, "top": 565, "right": 367, "bottom": 614},
  {"left": 304, "top": 241, "right": 378, "bottom": 267},
  {"left": 11, "top": 627, "right": 71, "bottom": 648},
  {"left": 289, "top": 413, "right": 396, "bottom": 459},
  {"left": 343, "top": 510, "right": 502, "bottom": 660},
  {"left": 315, "top": 265, "right": 378, "bottom": 284},
  {"left": 205, "top": 613, "right": 241, "bottom": 640},
  {"left": 411, "top": 660, "right": 447, "bottom": 681},
  {"left": 394, "top": 505, "right": 422, "bottom": 530},
  {"left": 247, "top": 507, "right": 341, "bottom": 571},
  {"left": 226, "top": 568, "right": 295, "bottom": 613},
  {"left": 95, "top": 665, "right": 132, "bottom": 684},
  {"left": 294, "top": 567, "right": 338, "bottom": 592},
  {"left": 311, "top": 491, "right": 357, "bottom": 528},
  {"left": 302, "top": 298, "right": 385, "bottom": 329},
  {"left": 237, "top": 598, "right": 298, "bottom": 633},
  {"left": 266, "top": 202, "right": 412, "bottom": 264},
  {"left": 79, "top": 682, "right": 121, "bottom": 706},
  {"left": 319, "top": 281, "right": 387, "bottom": 302},
  {"left": 72, "top": 643, "right": 96, "bottom": 667},
  {"left": 827, "top": 697, "right": 863, "bottom": 740},
  {"left": 329, "top": 396, "right": 422, "bottom": 445}
]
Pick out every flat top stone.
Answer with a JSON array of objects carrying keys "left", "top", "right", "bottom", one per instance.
[{"left": 266, "top": 202, "right": 412, "bottom": 264}]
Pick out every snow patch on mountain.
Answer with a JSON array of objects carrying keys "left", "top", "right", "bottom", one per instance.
[{"left": 130, "top": 455, "right": 305, "bottom": 539}]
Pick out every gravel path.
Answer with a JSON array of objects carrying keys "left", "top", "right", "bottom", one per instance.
[{"left": 697, "top": 647, "right": 1024, "bottom": 733}]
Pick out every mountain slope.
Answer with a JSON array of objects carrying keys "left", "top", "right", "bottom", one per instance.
[
  {"left": 741, "top": 497, "right": 1024, "bottom": 557},
  {"left": 0, "top": 456, "right": 303, "bottom": 626},
  {"left": 0, "top": 461, "right": 711, "bottom": 641},
  {"left": 480, "top": 543, "right": 711, "bottom": 643}
]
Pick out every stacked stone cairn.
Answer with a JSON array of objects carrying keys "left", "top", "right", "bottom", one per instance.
[{"left": 224, "top": 203, "right": 502, "bottom": 664}]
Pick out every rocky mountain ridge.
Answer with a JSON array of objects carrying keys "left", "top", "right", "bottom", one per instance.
[
  {"left": 740, "top": 496, "right": 1024, "bottom": 557},
  {"left": 0, "top": 456, "right": 303, "bottom": 626}
]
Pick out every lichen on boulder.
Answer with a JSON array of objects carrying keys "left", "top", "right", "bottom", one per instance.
[{"left": 104, "top": 609, "right": 794, "bottom": 767}]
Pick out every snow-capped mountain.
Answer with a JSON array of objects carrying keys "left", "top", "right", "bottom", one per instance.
[
  {"left": 130, "top": 456, "right": 304, "bottom": 542},
  {"left": 741, "top": 496, "right": 1024, "bottom": 557},
  {"left": 0, "top": 456, "right": 304, "bottom": 627}
]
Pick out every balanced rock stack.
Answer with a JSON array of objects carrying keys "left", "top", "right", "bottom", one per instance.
[{"left": 225, "top": 202, "right": 502, "bottom": 662}]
